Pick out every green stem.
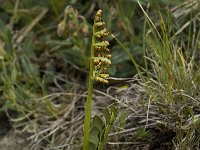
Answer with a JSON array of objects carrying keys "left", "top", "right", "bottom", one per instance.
[{"left": 83, "top": 24, "right": 95, "bottom": 150}]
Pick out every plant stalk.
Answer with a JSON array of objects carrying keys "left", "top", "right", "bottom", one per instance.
[{"left": 83, "top": 24, "right": 95, "bottom": 150}]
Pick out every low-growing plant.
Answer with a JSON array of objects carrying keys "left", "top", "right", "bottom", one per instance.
[
  {"left": 82, "top": 10, "right": 119, "bottom": 150},
  {"left": 56, "top": 6, "right": 90, "bottom": 69},
  {"left": 89, "top": 106, "right": 119, "bottom": 150},
  {"left": 137, "top": 1, "right": 200, "bottom": 149}
]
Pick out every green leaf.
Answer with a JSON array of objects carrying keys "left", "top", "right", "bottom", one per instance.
[
  {"left": 109, "top": 106, "right": 119, "bottom": 125},
  {"left": 80, "top": 142, "right": 97, "bottom": 150},
  {"left": 89, "top": 142, "right": 96, "bottom": 150},
  {"left": 118, "top": 110, "right": 127, "bottom": 128},
  {"left": 103, "top": 108, "right": 111, "bottom": 125},
  {"left": 135, "top": 127, "right": 149, "bottom": 140},
  {"left": 20, "top": 55, "right": 38, "bottom": 78},
  {"left": 110, "top": 105, "right": 117, "bottom": 113},
  {"left": 90, "top": 126, "right": 100, "bottom": 146},
  {"left": 93, "top": 115, "right": 104, "bottom": 132}
]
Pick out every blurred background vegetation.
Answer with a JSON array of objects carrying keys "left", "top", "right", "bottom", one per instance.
[{"left": 0, "top": 0, "right": 200, "bottom": 149}]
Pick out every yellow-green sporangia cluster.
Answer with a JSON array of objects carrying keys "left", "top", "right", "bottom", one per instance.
[{"left": 93, "top": 10, "right": 111, "bottom": 84}]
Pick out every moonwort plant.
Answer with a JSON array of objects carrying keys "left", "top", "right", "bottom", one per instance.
[{"left": 83, "top": 10, "right": 112, "bottom": 150}]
